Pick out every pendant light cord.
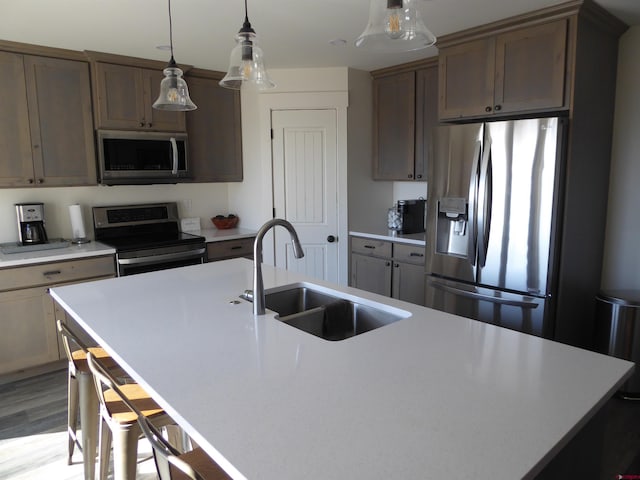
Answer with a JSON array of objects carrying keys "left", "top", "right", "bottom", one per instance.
[{"left": 168, "top": 0, "right": 176, "bottom": 64}]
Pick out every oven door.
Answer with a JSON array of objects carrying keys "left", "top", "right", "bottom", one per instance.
[{"left": 116, "top": 245, "right": 206, "bottom": 276}]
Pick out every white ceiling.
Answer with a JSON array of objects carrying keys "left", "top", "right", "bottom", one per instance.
[{"left": 3, "top": 0, "right": 640, "bottom": 73}]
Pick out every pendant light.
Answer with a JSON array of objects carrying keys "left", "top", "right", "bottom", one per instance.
[
  {"left": 153, "top": 0, "right": 197, "bottom": 111},
  {"left": 355, "top": 0, "right": 436, "bottom": 52},
  {"left": 220, "top": 0, "right": 275, "bottom": 91}
]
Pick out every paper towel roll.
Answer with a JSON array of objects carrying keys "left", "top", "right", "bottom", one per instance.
[{"left": 69, "top": 204, "right": 87, "bottom": 241}]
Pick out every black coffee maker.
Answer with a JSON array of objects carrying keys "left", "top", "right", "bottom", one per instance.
[{"left": 16, "top": 203, "right": 49, "bottom": 245}]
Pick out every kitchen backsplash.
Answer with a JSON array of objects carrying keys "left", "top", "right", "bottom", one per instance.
[{"left": 0, "top": 184, "right": 229, "bottom": 244}]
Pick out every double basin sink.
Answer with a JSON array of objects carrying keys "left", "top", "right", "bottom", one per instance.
[{"left": 247, "top": 282, "right": 411, "bottom": 341}]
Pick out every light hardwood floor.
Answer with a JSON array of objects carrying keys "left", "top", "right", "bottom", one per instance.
[
  {"left": 1, "top": 368, "right": 639, "bottom": 479},
  {"left": 0, "top": 368, "right": 157, "bottom": 480}
]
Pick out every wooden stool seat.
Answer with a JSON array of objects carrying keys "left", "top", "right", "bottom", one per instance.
[
  {"left": 170, "top": 448, "right": 231, "bottom": 480},
  {"left": 103, "top": 383, "right": 165, "bottom": 423},
  {"left": 71, "top": 346, "right": 119, "bottom": 372}
]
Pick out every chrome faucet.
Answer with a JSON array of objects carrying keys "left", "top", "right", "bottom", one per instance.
[{"left": 253, "top": 218, "right": 304, "bottom": 315}]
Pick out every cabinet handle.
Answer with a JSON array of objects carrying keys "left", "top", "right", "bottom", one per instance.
[
  {"left": 386, "top": 261, "right": 391, "bottom": 266},
  {"left": 28, "top": 178, "right": 34, "bottom": 184},
  {"left": 230, "top": 245, "right": 242, "bottom": 250},
  {"left": 139, "top": 121, "right": 145, "bottom": 127},
  {"left": 485, "top": 106, "right": 492, "bottom": 112},
  {"left": 37, "top": 179, "right": 44, "bottom": 184},
  {"left": 409, "top": 252, "right": 424, "bottom": 257},
  {"left": 364, "top": 245, "right": 376, "bottom": 249},
  {"left": 43, "top": 270, "right": 61, "bottom": 276},
  {"left": 494, "top": 105, "right": 502, "bottom": 111},
  {"left": 408, "top": 173, "right": 413, "bottom": 179},
  {"left": 394, "top": 263, "right": 399, "bottom": 268},
  {"left": 147, "top": 123, "right": 153, "bottom": 127},
  {"left": 416, "top": 174, "right": 422, "bottom": 179}
]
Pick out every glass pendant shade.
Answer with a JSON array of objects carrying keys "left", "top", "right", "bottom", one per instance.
[
  {"left": 152, "top": 0, "right": 196, "bottom": 111},
  {"left": 153, "top": 60, "right": 197, "bottom": 111},
  {"left": 220, "top": 32, "right": 275, "bottom": 90},
  {"left": 356, "top": 0, "right": 436, "bottom": 52}
]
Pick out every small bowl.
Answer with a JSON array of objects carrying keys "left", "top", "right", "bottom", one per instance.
[{"left": 211, "top": 215, "right": 239, "bottom": 229}]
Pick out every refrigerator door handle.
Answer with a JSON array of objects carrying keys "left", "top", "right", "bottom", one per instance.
[
  {"left": 429, "top": 279, "right": 539, "bottom": 309},
  {"left": 467, "top": 140, "right": 482, "bottom": 266},
  {"left": 477, "top": 138, "right": 492, "bottom": 267}
]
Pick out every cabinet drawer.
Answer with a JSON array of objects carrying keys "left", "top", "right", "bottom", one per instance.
[
  {"left": 351, "top": 237, "right": 392, "bottom": 257},
  {"left": 393, "top": 243, "right": 426, "bottom": 265},
  {"left": 207, "top": 237, "right": 255, "bottom": 261},
  {"left": 0, "top": 255, "right": 115, "bottom": 292}
]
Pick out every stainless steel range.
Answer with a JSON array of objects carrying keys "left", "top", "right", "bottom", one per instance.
[{"left": 93, "top": 202, "right": 206, "bottom": 276}]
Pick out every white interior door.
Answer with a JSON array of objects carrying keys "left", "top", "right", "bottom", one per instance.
[{"left": 271, "top": 109, "right": 339, "bottom": 282}]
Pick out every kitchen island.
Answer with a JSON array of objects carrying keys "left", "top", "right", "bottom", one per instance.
[{"left": 50, "top": 258, "right": 634, "bottom": 480}]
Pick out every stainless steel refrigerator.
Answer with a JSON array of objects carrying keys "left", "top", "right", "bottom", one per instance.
[{"left": 425, "top": 117, "right": 567, "bottom": 338}]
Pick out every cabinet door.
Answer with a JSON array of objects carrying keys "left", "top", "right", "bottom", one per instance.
[
  {"left": 373, "top": 72, "right": 416, "bottom": 180},
  {"left": 187, "top": 75, "right": 243, "bottom": 182},
  {"left": 351, "top": 253, "right": 392, "bottom": 296},
  {"left": 0, "top": 286, "right": 60, "bottom": 375},
  {"left": 94, "top": 62, "right": 146, "bottom": 129},
  {"left": 392, "top": 261, "right": 425, "bottom": 306},
  {"left": 494, "top": 20, "right": 568, "bottom": 113},
  {"left": 439, "top": 38, "right": 495, "bottom": 120},
  {"left": 415, "top": 66, "right": 438, "bottom": 181},
  {"left": 0, "top": 51, "right": 36, "bottom": 186},
  {"left": 24, "top": 55, "right": 97, "bottom": 186},
  {"left": 143, "top": 68, "right": 186, "bottom": 132}
]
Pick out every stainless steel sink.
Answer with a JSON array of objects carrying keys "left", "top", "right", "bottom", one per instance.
[{"left": 257, "top": 283, "right": 410, "bottom": 341}]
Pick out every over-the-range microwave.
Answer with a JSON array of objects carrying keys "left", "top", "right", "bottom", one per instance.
[{"left": 97, "top": 130, "right": 190, "bottom": 185}]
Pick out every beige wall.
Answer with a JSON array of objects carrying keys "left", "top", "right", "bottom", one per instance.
[
  {"left": 0, "top": 183, "right": 229, "bottom": 244},
  {"left": 601, "top": 26, "right": 640, "bottom": 290}
]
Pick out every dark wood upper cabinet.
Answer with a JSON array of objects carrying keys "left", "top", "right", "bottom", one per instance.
[
  {"left": 0, "top": 49, "right": 96, "bottom": 187},
  {"left": 439, "top": 19, "right": 568, "bottom": 120},
  {"left": 372, "top": 59, "right": 438, "bottom": 181},
  {"left": 185, "top": 70, "right": 243, "bottom": 182},
  {"left": 88, "top": 53, "right": 186, "bottom": 132},
  {"left": 373, "top": 71, "right": 416, "bottom": 180}
]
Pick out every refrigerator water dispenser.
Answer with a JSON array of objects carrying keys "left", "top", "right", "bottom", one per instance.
[{"left": 436, "top": 197, "right": 468, "bottom": 257}]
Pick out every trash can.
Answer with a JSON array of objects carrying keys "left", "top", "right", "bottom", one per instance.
[{"left": 595, "top": 290, "right": 640, "bottom": 399}]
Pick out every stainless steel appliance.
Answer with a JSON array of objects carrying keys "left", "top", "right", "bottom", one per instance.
[
  {"left": 16, "top": 203, "right": 49, "bottom": 245},
  {"left": 93, "top": 202, "right": 205, "bottom": 276},
  {"left": 397, "top": 199, "right": 426, "bottom": 234},
  {"left": 97, "top": 130, "right": 190, "bottom": 185},
  {"left": 425, "top": 117, "right": 567, "bottom": 338}
]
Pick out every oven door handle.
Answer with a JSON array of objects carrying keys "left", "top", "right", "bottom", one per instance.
[{"left": 117, "top": 248, "right": 206, "bottom": 266}]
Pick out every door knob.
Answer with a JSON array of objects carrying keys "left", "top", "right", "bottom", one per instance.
[{"left": 327, "top": 235, "right": 337, "bottom": 243}]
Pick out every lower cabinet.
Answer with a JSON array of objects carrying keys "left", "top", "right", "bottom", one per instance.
[
  {"left": 350, "top": 237, "right": 425, "bottom": 306},
  {"left": 206, "top": 237, "right": 255, "bottom": 262},
  {"left": 0, "top": 255, "right": 115, "bottom": 377}
]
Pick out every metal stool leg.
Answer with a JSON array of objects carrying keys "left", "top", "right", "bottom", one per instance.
[
  {"left": 78, "top": 370, "right": 99, "bottom": 480},
  {"left": 67, "top": 369, "right": 79, "bottom": 465}
]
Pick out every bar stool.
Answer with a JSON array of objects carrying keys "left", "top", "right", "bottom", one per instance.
[
  {"left": 86, "top": 351, "right": 177, "bottom": 480},
  {"left": 137, "top": 414, "right": 231, "bottom": 480},
  {"left": 57, "top": 319, "right": 125, "bottom": 480}
]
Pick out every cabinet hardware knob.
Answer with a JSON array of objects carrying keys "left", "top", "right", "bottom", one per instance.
[
  {"left": 33, "top": 144, "right": 40, "bottom": 149},
  {"left": 408, "top": 173, "right": 413, "bottom": 178},
  {"left": 485, "top": 106, "right": 492, "bottom": 112},
  {"left": 494, "top": 105, "right": 502, "bottom": 111},
  {"left": 416, "top": 174, "right": 422, "bottom": 179},
  {"left": 28, "top": 178, "right": 34, "bottom": 184},
  {"left": 394, "top": 263, "right": 399, "bottom": 268},
  {"left": 139, "top": 121, "right": 145, "bottom": 127},
  {"left": 147, "top": 123, "right": 153, "bottom": 127},
  {"left": 327, "top": 235, "right": 337, "bottom": 243},
  {"left": 37, "top": 179, "right": 44, "bottom": 184},
  {"left": 386, "top": 261, "right": 391, "bottom": 266}
]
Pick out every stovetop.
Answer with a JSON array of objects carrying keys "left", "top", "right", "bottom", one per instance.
[{"left": 99, "top": 231, "right": 204, "bottom": 252}]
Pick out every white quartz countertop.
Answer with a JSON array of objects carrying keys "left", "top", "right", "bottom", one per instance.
[
  {"left": 50, "top": 259, "right": 633, "bottom": 480},
  {"left": 349, "top": 228, "right": 426, "bottom": 246},
  {"left": 198, "top": 227, "right": 257, "bottom": 243},
  {"left": 0, "top": 241, "right": 115, "bottom": 268}
]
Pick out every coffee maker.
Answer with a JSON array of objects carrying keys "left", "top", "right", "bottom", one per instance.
[{"left": 16, "top": 203, "right": 49, "bottom": 245}]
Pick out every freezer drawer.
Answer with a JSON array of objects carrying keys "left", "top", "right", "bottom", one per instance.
[{"left": 425, "top": 276, "right": 546, "bottom": 336}]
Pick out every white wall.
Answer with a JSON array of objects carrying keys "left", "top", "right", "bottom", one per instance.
[
  {"left": 601, "top": 26, "right": 640, "bottom": 290},
  {"left": 0, "top": 184, "right": 229, "bottom": 244}
]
